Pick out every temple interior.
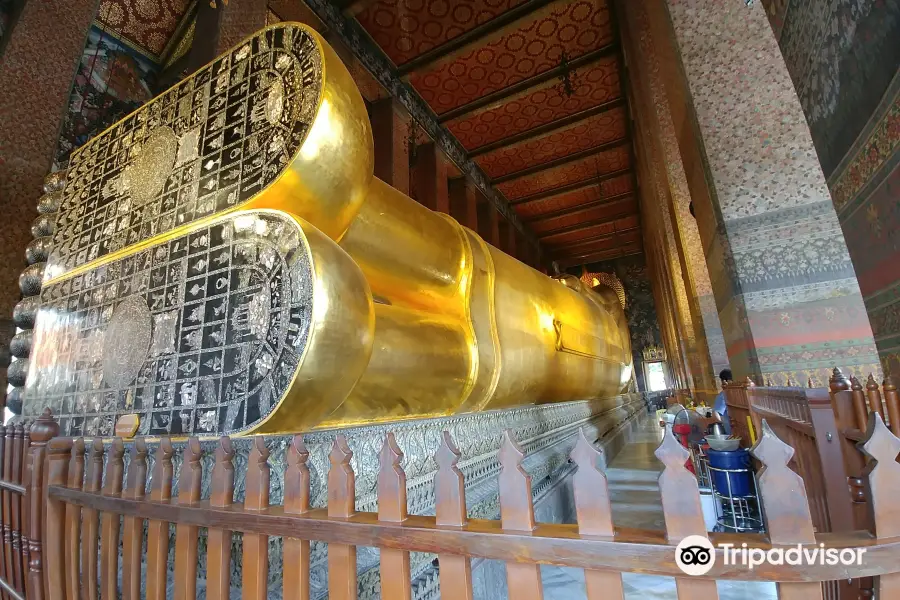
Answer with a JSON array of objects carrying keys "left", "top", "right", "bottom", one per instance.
[{"left": 0, "top": 0, "right": 898, "bottom": 599}]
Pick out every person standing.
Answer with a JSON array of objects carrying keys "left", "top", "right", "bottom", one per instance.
[{"left": 712, "top": 369, "right": 733, "bottom": 434}]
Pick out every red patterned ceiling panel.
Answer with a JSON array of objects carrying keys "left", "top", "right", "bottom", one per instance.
[
  {"left": 599, "top": 173, "right": 633, "bottom": 196},
  {"left": 546, "top": 219, "right": 638, "bottom": 245},
  {"left": 530, "top": 198, "right": 636, "bottom": 233},
  {"left": 474, "top": 107, "right": 626, "bottom": 178},
  {"left": 356, "top": 0, "right": 528, "bottom": 67},
  {"left": 409, "top": 0, "right": 614, "bottom": 114},
  {"left": 98, "top": 0, "right": 191, "bottom": 58},
  {"left": 496, "top": 143, "right": 630, "bottom": 200},
  {"left": 446, "top": 56, "right": 620, "bottom": 149},
  {"left": 515, "top": 186, "right": 601, "bottom": 219}
]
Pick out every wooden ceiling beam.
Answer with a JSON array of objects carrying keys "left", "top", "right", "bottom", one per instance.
[
  {"left": 524, "top": 192, "right": 633, "bottom": 224},
  {"left": 510, "top": 167, "right": 631, "bottom": 206},
  {"left": 439, "top": 42, "right": 620, "bottom": 123},
  {"left": 493, "top": 137, "right": 630, "bottom": 185},
  {"left": 542, "top": 220, "right": 639, "bottom": 240},
  {"left": 550, "top": 228, "right": 642, "bottom": 253},
  {"left": 397, "top": 0, "right": 558, "bottom": 76},
  {"left": 469, "top": 98, "right": 625, "bottom": 157},
  {"left": 555, "top": 246, "right": 643, "bottom": 269}
]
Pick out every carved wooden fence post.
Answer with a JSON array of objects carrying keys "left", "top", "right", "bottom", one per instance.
[
  {"left": 100, "top": 438, "right": 124, "bottom": 600},
  {"left": 173, "top": 438, "right": 202, "bottom": 600},
  {"left": 146, "top": 439, "right": 173, "bottom": 600},
  {"left": 82, "top": 439, "right": 103, "bottom": 600},
  {"left": 122, "top": 439, "right": 148, "bottom": 600},
  {"left": 570, "top": 428, "right": 623, "bottom": 600},
  {"left": 283, "top": 435, "right": 311, "bottom": 600},
  {"left": 63, "top": 439, "right": 85, "bottom": 600},
  {"left": 378, "top": 433, "right": 411, "bottom": 600},
  {"left": 434, "top": 431, "right": 473, "bottom": 600},
  {"left": 860, "top": 413, "right": 900, "bottom": 598},
  {"left": 751, "top": 420, "right": 823, "bottom": 600},
  {"left": 244, "top": 437, "right": 271, "bottom": 600},
  {"left": 654, "top": 427, "right": 719, "bottom": 600},
  {"left": 328, "top": 436, "right": 356, "bottom": 600},
  {"left": 27, "top": 410, "right": 60, "bottom": 600},
  {"left": 498, "top": 430, "right": 544, "bottom": 600},
  {"left": 207, "top": 437, "right": 235, "bottom": 600}
]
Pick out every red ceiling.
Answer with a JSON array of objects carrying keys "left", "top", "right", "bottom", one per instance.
[
  {"left": 407, "top": 1, "right": 614, "bottom": 114},
  {"left": 445, "top": 55, "right": 620, "bottom": 149},
  {"left": 495, "top": 144, "right": 630, "bottom": 200},
  {"left": 97, "top": 0, "right": 191, "bottom": 58},
  {"left": 474, "top": 107, "right": 627, "bottom": 178},
  {"left": 356, "top": 0, "right": 530, "bottom": 66}
]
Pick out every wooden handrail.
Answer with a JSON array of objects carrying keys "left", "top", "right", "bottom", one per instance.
[{"left": 41, "top": 485, "right": 900, "bottom": 582}]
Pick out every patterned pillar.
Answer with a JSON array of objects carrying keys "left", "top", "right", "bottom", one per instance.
[
  {"left": 0, "top": 0, "right": 97, "bottom": 397},
  {"left": 215, "top": 0, "right": 268, "bottom": 55},
  {"left": 449, "top": 178, "right": 479, "bottom": 231},
  {"left": 620, "top": 0, "right": 726, "bottom": 399},
  {"left": 643, "top": 0, "right": 881, "bottom": 386}
]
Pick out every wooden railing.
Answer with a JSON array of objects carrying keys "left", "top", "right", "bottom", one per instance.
[
  {"left": 0, "top": 419, "right": 36, "bottom": 600},
  {"left": 12, "top": 411, "right": 898, "bottom": 600}
]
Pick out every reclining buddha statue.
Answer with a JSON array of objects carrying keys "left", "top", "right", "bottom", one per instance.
[{"left": 19, "top": 23, "right": 633, "bottom": 437}]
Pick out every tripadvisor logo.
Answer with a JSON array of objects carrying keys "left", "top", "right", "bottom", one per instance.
[{"left": 675, "top": 535, "right": 866, "bottom": 576}]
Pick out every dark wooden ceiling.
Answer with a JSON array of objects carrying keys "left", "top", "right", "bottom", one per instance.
[{"left": 352, "top": 0, "right": 641, "bottom": 267}]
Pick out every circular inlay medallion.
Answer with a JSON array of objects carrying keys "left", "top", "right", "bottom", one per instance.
[
  {"left": 102, "top": 295, "right": 152, "bottom": 388},
  {"left": 125, "top": 126, "right": 177, "bottom": 205}
]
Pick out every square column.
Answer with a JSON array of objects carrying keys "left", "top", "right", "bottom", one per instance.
[{"left": 642, "top": 0, "right": 881, "bottom": 385}]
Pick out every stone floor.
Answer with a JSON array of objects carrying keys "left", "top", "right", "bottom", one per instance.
[{"left": 539, "top": 417, "right": 778, "bottom": 600}]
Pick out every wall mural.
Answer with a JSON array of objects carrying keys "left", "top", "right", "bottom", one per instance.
[
  {"left": 572, "top": 255, "right": 663, "bottom": 392},
  {"left": 55, "top": 26, "right": 158, "bottom": 168},
  {"left": 762, "top": 0, "right": 900, "bottom": 375}
]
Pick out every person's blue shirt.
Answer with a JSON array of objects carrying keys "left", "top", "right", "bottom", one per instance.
[{"left": 713, "top": 390, "right": 732, "bottom": 434}]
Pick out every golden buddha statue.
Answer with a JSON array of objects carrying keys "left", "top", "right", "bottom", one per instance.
[{"left": 21, "top": 23, "right": 633, "bottom": 436}]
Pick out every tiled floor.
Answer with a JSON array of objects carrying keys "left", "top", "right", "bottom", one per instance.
[{"left": 541, "top": 416, "right": 778, "bottom": 600}]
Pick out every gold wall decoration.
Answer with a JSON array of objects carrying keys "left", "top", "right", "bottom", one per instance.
[{"left": 23, "top": 23, "right": 634, "bottom": 436}]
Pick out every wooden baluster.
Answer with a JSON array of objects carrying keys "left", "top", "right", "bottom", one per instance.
[
  {"left": 83, "top": 439, "right": 104, "bottom": 600},
  {"left": 751, "top": 420, "right": 823, "bottom": 600},
  {"left": 498, "top": 430, "right": 543, "bottom": 600},
  {"left": 174, "top": 438, "right": 202, "bottom": 600},
  {"left": 122, "top": 439, "right": 148, "bottom": 600},
  {"left": 64, "top": 439, "right": 85, "bottom": 600},
  {"left": 434, "top": 431, "right": 473, "bottom": 600},
  {"left": 0, "top": 424, "right": 7, "bottom": 600},
  {"left": 866, "top": 374, "right": 886, "bottom": 421},
  {"left": 327, "top": 436, "right": 357, "bottom": 600},
  {"left": 850, "top": 377, "right": 869, "bottom": 433},
  {"left": 26, "top": 410, "right": 60, "bottom": 600},
  {"left": 243, "top": 437, "right": 270, "bottom": 600},
  {"left": 9, "top": 424, "right": 23, "bottom": 596},
  {"left": 378, "top": 433, "right": 411, "bottom": 600},
  {"left": 283, "top": 435, "right": 311, "bottom": 600},
  {"left": 860, "top": 412, "right": 900, "bottom": 597},
  {"left": 207, "top": 437, "right": 235, "bottom": 600},
  {"left": 654, "top": 427, "right": 719, "bottom": 600},
  {"left": 146, "top": 439, "right": 174, "bottom": 600},
  {"left": 882, "top": 377, "right": 900, "bottom": 437},
  {"left": 570, "top": 429, "right": 624, "bottom": 600},
  {"left": 100, "top": 438, "right": 125, "bottom": 599},
  {"left": 19, "top": 423, "right": 30, "bottom": 600}
]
